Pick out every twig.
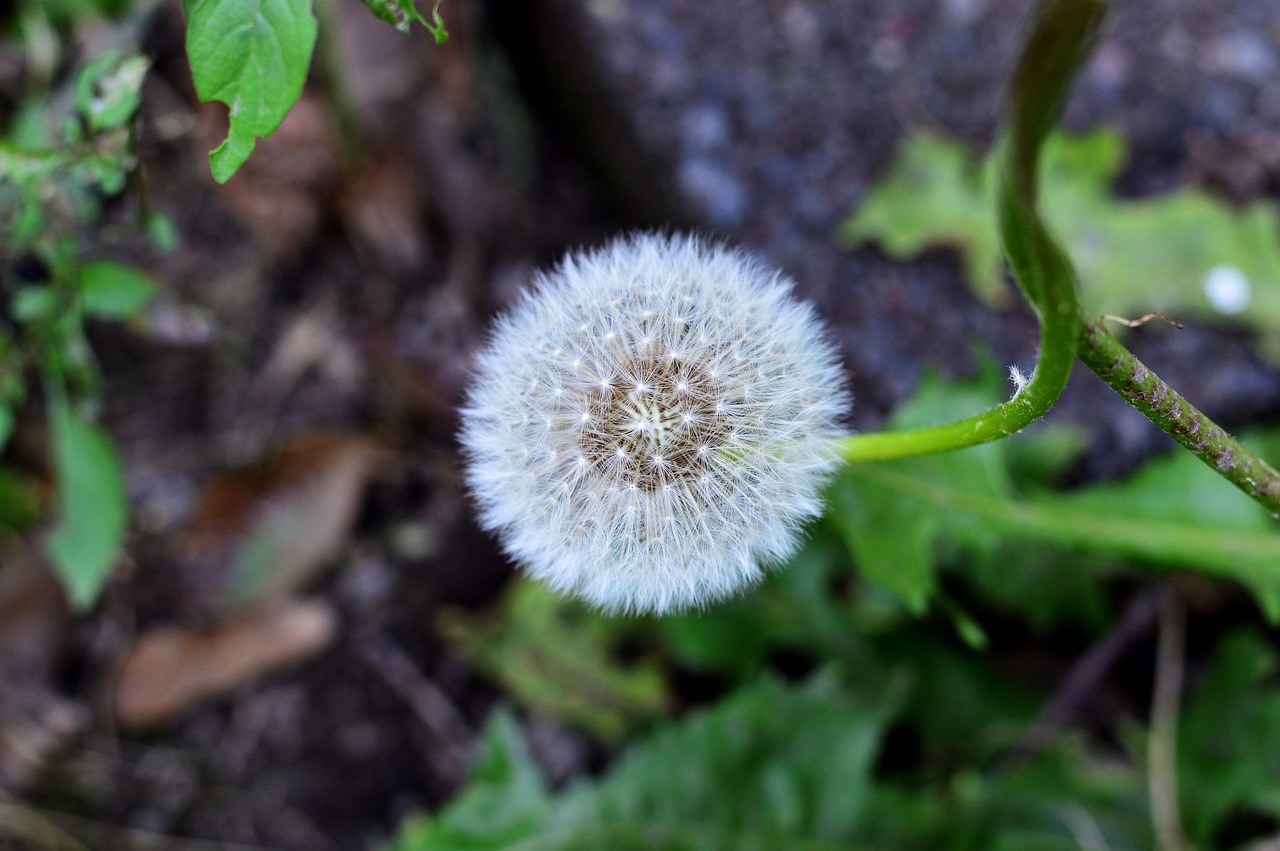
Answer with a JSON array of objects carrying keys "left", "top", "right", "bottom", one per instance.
[
  {"left": 1149, "top": 585, "right": 1191, "bottom": 851},
  {"left": 1004, "top": 588, "right": 1161, "bottom": 770},
  {"left": 355, "top": 630, "right": 475, "bottom": 781}
]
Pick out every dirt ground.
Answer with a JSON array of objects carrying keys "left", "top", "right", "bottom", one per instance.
[{"left": 3, "top": 0, "right": 1280, "bottom": 847}]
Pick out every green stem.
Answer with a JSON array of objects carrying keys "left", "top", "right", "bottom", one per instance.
[
  {"left": 841, "top": 0, "right": 1105, "bottom": 464},
  {"left": 1077, "top": 316, "right": 1280, "bottom": 515}
]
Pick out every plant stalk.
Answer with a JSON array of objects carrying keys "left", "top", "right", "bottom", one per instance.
[
  {"left": 840, "top": 0, "right": 1105, "bottom": 464},
  {"left": 1078, "top": 315, "right": 1280, "bottom": 515}
]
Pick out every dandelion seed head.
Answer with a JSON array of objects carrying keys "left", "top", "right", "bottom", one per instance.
[{"left": 460, "top": 233, "right": 849, "bottom": 614}]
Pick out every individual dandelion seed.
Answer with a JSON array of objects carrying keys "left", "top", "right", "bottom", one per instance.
[{"left": 459, "top": 233, "right": 849, "bottom": 614}]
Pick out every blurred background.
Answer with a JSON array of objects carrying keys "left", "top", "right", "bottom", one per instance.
[{"left": 2, "top": 0, "right": 1280, "bottom": 848}]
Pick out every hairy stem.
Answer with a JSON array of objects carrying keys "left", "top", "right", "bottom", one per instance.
[{"left": 1078, "top": 316, "right": 1280, "bottom": 515}]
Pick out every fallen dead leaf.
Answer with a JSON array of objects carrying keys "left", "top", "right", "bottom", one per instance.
[
  {"left": 184, "top": 433, "right": 381, "bottom": 609},
  {"left": 113, "top": 597, "right": 338, "bottom": 728}
]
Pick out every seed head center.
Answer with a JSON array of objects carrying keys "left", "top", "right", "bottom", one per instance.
[{"left": 576, "top": 356, "right": 729, "bottom": 489}]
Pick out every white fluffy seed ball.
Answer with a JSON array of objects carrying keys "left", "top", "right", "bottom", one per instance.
[{"left": 460, "top": 233, "right": 849, "bottom": 614}]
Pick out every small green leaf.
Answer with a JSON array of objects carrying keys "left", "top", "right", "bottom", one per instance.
[
  {"left": 75, "top": 51, "right": 150, "bottom": 133},
  {"left": 10, "top": 287, "right": 57, "bottom": 322},
  {"left": 438, "top": 580, "right": 668, "bottom": 740},
  {"left": 425, "top": 0, "right": 447, "bottom": 43},
  {"left": 185, "top": 0, "right": 318, "bottom": 183},
  {"left": 45, "top": 398, "right": 128, "bottom": 610},
  {"left": 144, "top": 211, "right": 180, "bottom": 254},
  {"left": 828, "top": 474, "right": 937, "bottom": 612},
  {"left": 362, "top": 0, "right": 425, "bottom": 34},
  {"left": 76, "top": 260, "right": 156, "bottom": 318}
]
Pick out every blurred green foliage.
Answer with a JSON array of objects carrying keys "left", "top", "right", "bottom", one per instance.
[
  {"left": 184, "top": 0, "right": 446, "bottom": 182},
  {"left": 415, "top": 366, "right": 1280, "bottom": 850},
  {"left": 1, "top": 7, "right": 158, "bottom": 606},
  {"left": 438, "top": 581, "right": 669, "bottom": 740},
  {"left": 842, "top": 130, "right": 1280, "bottom": 337}
]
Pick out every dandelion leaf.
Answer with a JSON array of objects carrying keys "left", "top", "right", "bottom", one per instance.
[
  {"left": 393, "top": 674, "right": 898, "bottom": 851},
  {"left": 391, "top": 709, "right": 553, "bottom": 850},
  {"left": 1179, "top": 630, "right": 1280, "bottom": 843},
  {"left": 833, "top": 363, "right": 1280, "bottom": 624},
  {"left": 436, "top": 581, "right": 669, "bottom": 740},
  {"left": 843, "top": 129, "right": 1280, "bottom": 334}
]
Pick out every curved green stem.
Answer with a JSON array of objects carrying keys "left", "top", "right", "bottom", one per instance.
[{"left": 841, "top": 0, "right": 1105, "bottom": 464}]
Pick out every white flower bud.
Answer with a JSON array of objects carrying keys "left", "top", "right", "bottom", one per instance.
[{"left": 460, "top": 233, "right": 849, "bottom": 614}]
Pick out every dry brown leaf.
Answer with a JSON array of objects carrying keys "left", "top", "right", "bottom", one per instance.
[
  {"left": 113, "top": 597, "right": 338, "bottom": 728},
  {"left": 184, "top": 433, "right": 381, "bottom": 608}
]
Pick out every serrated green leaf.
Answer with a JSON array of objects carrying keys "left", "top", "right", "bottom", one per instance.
[
  {"left": 76, "top": 260, "right": 156, "bottom": 318},
  {"left": 843, "top": 134, "right": 1005, "bottom": 304},
  {"left": 843, "top": 129, "right": 1280, "bottom": 333},
  {"left": 391, "top": 709, "right": 553, "bottom": 850},
  {"left": 1177, "top": 630, "right": 1280, "bottom": 845},
  {"left": 830, "top": 362, "right": 1014, "bottom": 612},
  {"left": 396, "top": 674, "right": 900, "bottom": 851},
  {"left": 835, "top": 361, "right": 1280, "bottom": 625},
  {"left": 438, "top": 580, "right": 669, "bottom": 740},
  {"left": 185, "top": 0, "right": 318, "bottom": 183},
  {"left": 45, "top": 398, "right": 128, "bottom": 610},
  {"left": 828, "top": 474, "right": 937, "bottom": 612}
]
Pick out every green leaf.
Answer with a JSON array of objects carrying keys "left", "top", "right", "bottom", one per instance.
[
  {"left": 144, "top": 211, "right": 180, "bottom": 254},
  {"left": 391, "top": 709, "right": 553, "bottom": 850},
  {"left": 424, "top": 0, "right": 447, "bottom": 43},
  {"left": 76, "top": 260, "right": 156, "bottom": 318},
  {"left": 831, "top": 361, "right": 1016, "bottom": 612},
  {"left": 185, "top": 0, "right": 318, "bottom": 183},
  {"left": 843, "top": 134, "right": 1005, "bottom": 304},
  {"left": 834, "top": 361, "right": 1280, "bottom": 626},
  {"left": 437, "top": 581, "right": 669, "bottom": 740},
  {"left": 828, "top": 474, "right": 937, "bottom": 612},
  {"left": 45, "top": 398, "right": 128, "bottom": 610},
  {"left": 396, "top": 673, "right": 900, "bottom": 851},
  {"left": 74, "top": 51, "right": 149, "bottom": 133},
  {"left": 844, "top": 129, "right": 1280, "bottom": 335},
  {"left": 1178, "top": 630, "right": 1280, "bottom": 844},
  {"left": 10, "top": 287, "right": 58, "bottom": 322},
  {"left": 362, "top": 0, "right": 424, "bottom": 33}
]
